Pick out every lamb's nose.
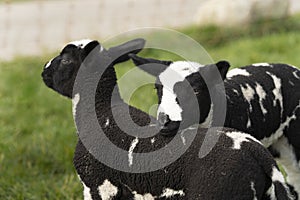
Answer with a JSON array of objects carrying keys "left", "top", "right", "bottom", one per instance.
[{"left": 158, "top": 112, "right": 170, "bottom": 127}]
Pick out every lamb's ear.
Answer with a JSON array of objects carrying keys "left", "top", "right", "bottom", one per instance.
[
  {"left": 215, "top": 60, "right": 230, "bottom": 80},
  {"left": 129, "top": 54, "right": 172, "bottom": 76},
  {"left": 108, "top": 38, "right": 146, "bottom": 65},
  {"left": 81, "top": 40, "right": 101, "bottom": 60}
]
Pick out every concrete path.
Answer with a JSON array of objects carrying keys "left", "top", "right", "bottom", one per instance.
[{"left": 0, "top": 0, "right": 299, "bottom": 61}]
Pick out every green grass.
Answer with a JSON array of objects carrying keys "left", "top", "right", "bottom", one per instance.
[{"left": 1, "top": 15, "right": 300, "bottom": 199}]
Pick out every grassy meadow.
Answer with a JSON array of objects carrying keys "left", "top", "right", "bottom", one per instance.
[{"left": 1, "top": 16, "right": 300, "bottom": 199}]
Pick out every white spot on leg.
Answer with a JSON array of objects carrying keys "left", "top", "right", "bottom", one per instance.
[
  {"left": 128, "top": 138, "right": 139, "bottom": 167},
  {"left": 133, "top": 192, "right": 155, "bottom": 200},
  {"left": 225, "top": 131, "right": 261, "bottom": 150},
  {"left": 273, "top": 137, "right": 300, "bottom": 195},
  {"left": 226, "top": 68, "right": 250, "bottom": 79},
  {"left": 250, "top": 182, "right": 258, "bottom": 200},
  {"left": 98, "top": 179, "right": 118, "bottom": 200},
  {"left": 159, "top": 188, "right": 185, "bottom": 198},
  {"left": 72, "top": 93, "right": 80, "bottom": 117}
]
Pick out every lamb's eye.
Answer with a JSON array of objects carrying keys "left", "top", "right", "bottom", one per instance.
[{"left": 61, "top": 59, "right": 71, "bottom": 65}]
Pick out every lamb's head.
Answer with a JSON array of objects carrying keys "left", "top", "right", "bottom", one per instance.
[
  {"left": 130, "top": 54, "right": 230, "bottom": 135},
  {"left": 42, "top": 38, "right": 146, "bottom": 98}
]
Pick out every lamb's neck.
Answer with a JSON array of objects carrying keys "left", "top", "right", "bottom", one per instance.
[{"left": 95, "top": 69, "right": 124, "bottom": 111}]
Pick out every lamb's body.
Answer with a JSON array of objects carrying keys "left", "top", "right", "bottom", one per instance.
[
  {"left": 224, "top": 63, "right": 300, "bottom": 194},
  {"left": 130, "top": 54, "right": 300, "bottom": 198},
  {"left": 42, "top": 40, "right": 294, "bottom": 200}
]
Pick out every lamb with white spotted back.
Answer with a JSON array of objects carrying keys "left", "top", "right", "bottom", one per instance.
[
  {"left": 41, "top": 39, "right": 294, "bottom": 199},
  {"left": 130, "top": 54, "right": 300, "bottom": 198}
]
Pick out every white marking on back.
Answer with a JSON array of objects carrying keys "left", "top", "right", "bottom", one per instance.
[
  {"left": 226, "top": 68, "right": 250, "bottom": 79},
  {"left": 72, "top": 93, "right": 80, "bottom": 117},
  {"left": 293, "top": 71, "right": 300, "bottom": 79},
  {"left": 267, "top": 72, "right": 283, "bottom": 116},
  {"left": 158, "top": 61, "right": 204, "bottom": 121},
  {"left": 128, "top": 138, "right": 139, "bottom": 167},
  {"left": 45, "top": 58, "right": 54, "bottom": 69},
  {"left": 225, "top": 131, "right": 261, "bottom": 150},
  {"left": 255, "top": 84, "right": 268, "bottom": 115},
  {"left": 252, "top": 63, "right": 271, "bottom": 67},
  {"left": 250, "top": 182, "right": 258, "bottom": 200},
  {"left": 159, "top": 188, "right": 185, "bottom": 198},
  {"left": 241, "top": 84, "right": 255, "bottom": 112}
]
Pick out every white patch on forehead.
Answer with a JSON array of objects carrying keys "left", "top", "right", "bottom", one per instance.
[
  {"left": 45, "top": 58, "right": 54, "bottom": 69},
  {"left": 72, "top": 93, "right": 80, "bottom": 117},
  {"left": 250, "top": 182, "right": 258, "bottom": 200},
  {"left": 267, "top": 72, "right": 283, "bottom": 115},
  {"left": 159, "top": 188, "right": 185, "bottom": 198},
  {"left": 225, "top": 131, "right": 261, "bottom": 150},
  {"left": 128, "top": 138, "right": 139, "bottom": 167},
  {"left": 68, "top": 39, "right": 93, "bottom": 49},
  {"left": 252, "top": 63, "right": 271, "bottom": 67},
  {"left": 255, "top": 84, "right": 268, "bottom": 115},
  {"left": 158, "top": 61, "right": 203, "bottom": 121},
  {"left": 241, "top": 84, "right": 255, "bottom": 112},
  {"left": 226, "top": 68, "right": 250, "bottom": 79},
  {"left": 98, "top": 179, "right": 118, "bottom": 200}
]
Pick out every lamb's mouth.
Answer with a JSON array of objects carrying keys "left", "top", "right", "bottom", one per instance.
[{"left": 159, "top": 121, "right": 180, "bottom": 136}]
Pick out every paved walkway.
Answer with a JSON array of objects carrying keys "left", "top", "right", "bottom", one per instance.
[{"left": 0, "top": 0, "right": 299, "bottom": 61}]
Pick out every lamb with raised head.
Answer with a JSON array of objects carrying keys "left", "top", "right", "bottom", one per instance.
[
  {"left": 41, "top": 39, "right": 294, "bottom": 200},
  {"left": 130, "top": 54, "right": 300, "bottom": 198}
]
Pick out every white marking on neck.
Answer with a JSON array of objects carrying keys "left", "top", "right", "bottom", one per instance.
[
  {"left": 128, "top": 138, "right": 139, "bottom": 167},
  {"left": 45, "top": 58, "right": 54, "bottom": 69},
  {"left": 159, "top": 188, "right": 185, "bottom": 198},
  {"left": 78, "top": 175, "right": 93, "bottom": 200},
  {"left": 158, "top": 61, "right": 203, "bottom": 121},
  {"left": 98, "top": 179, "right": 118, "bottom": 200},
  {"left": 226, "top": 68, "right": 250, "bottom": 79},
  {"left": 250, "top": 182, "right": 258, "bottom": 200},
  {"left": 72, "top": 93, "right": 80, "bottom": 117},
  {"left": 225, "top": 131, "right": 261, "bottom": 150},
  {"left": 199, "top": 103, "right": 213, "bottom": 128},
  {"left": 241, "top": 84, "right": 255, "bottom": 112},
  {"left": 68, "top": 39, "right": 93, "bottom": 49},
  {"left": 252, "top": 63, "right": 271, "bottom": 67},
  {"left": 255, "top": 84, "right": 268, "bottom": 115}
]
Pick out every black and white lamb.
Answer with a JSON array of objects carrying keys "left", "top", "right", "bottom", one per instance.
[
  {"left": 130, "top": 54, "right": 300, "bottom": 197},
  {"left": 41, "top": 39, "right": 294, "bottom": 200}
]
